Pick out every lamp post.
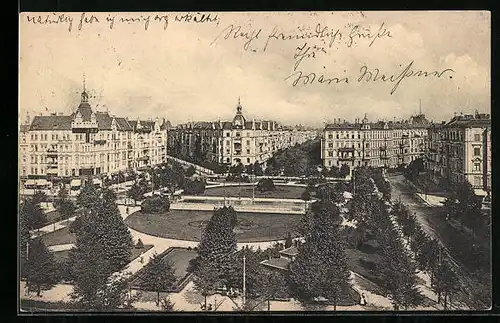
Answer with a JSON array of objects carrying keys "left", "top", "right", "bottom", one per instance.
[{"left": 242, "top": 254, "right": 246, "bottom": 306}]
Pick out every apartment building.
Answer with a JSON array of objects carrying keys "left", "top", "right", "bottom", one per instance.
[
  {"left": 425, "top": 112, "right": 491, "bottom": 192},
  {"left": 321, "top": 113, "right": 430, "bottom": 175},
  {"left": 22, "top": 89, "right": 169, "bottom": 181},
  {"left": 168, "top": 100, "right": 317, "bottom": 166}
]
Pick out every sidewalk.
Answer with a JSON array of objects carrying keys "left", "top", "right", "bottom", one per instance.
[
  {"left": 416, "top": 193, "right": 445, "bottom": 207},
  {"left": 31, "top": 216, "right": 77, "bottom": 239}
]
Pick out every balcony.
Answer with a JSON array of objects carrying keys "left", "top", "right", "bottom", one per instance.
[
  {"left": 338, "top": 147, "right": 355, "bottom": 152},
  {"left": 47, "top": 168, "right": 58, "bottom": 175},
  {"left": 137, "top": 156, "right": 150, "bottom": 161},
  {"left": 94, "top": 139, "right": 107, "bottom": 145},
  {"left": 338, "top": 155, "right": 355, "bottom": 161}
]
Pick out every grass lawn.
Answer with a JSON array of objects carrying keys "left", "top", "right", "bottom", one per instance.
[
  {"left": 125, "top": 210, "right": 301, "bottom": 242},
  {"left": 202, "top": 185, "right": 306, "bottom": 199},
  {"left": 131, "top": 247, "right": 198, "bottom": 291},
  {"left": 43, "top": 209, "right": 83, "bottom": 227},
  {"left": 52, "top": 245, "right": 154, "bottom": 263},
  {"left": 346, "top": 247, "right": 385, "bottom": 294},
  {"left": 40, "top": 227, "right": 76, "bottom": 247}
]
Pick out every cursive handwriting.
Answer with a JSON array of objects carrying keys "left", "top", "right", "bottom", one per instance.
[
  {"left": 347, "top": 22, "right": 392, "bottom": 48},
  {"left": 285, "top": 70, "right": 349, "bottom": 87},
  {"left": 175, "top": 12, "right": 219, "bottom": 25},
  {"left": 210, "top": 24, "right": 262, "bottom": 51},
  {"left": 358, "top": 61, "right": 455, "bottom": 94},
  {"left": 26, "top": 13, "right": 74, "bottom": 32},
  {"left": 293, "top": 42, "right": 327, "bottom": 71},
  {"left": 264, "top": 24, "right": 342, "bottom": 51}
]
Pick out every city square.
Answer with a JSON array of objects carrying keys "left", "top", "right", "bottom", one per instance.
[{"left": 19, "top": 11, "right": 491, "bottom": 313}]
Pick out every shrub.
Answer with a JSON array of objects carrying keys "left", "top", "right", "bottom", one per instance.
[
  {"left": 141, "top": 196, "right": 170, "bottom": 214},
  {"left": 226, "top": 174, "right": 250, "bottom": 183},
  {"left": 185, "top": 166, "right": 196, "bottom": 177},
  {"left": 183, "top": 179, "right": 206, "bottom": 195},
  {"left": 136, "top": 239, "right": 144, "bottom": 249},
  {"left": 257, "top": 178, "right": 276, "bottom": 192}
]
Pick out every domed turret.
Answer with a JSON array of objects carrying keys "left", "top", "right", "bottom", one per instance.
[{"left": 232, "top": 97, "right": 246, "bottom": 129}]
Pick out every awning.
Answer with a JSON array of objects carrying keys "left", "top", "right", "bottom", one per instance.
[
  {"left": 71, "top": 179, "right": 82, "bottom": 187},
  {"left": 36, "top": 179, "right": 49, "bottom": 186},
  {"left": 93, "top": 178, "right": 102, "bottom": 185},
  {"left": 25, "top": 179, "right": 36, "bottom": 186}
]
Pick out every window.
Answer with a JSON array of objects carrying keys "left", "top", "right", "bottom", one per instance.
[
  {"left": 474, "top": 147, "right": 481, "bottom": 156},
  {"left": 247, "top": 158, "right": 250, "bottom": 163},
  {"left": 352, "top": 134, "right": 355, "bottom": 139},
  {"left": 226, "top": 158, "right": 230, "bottom": 162},
  {"left": 328, "top": 143, "right": 333, "bottom": 148},
  {"left": 246, "top": 140, "right": 250, "bottom": 145},
  {"left": 474, "top": 163, "right": 481, "bottom": 171},
  {"left": 246, "top": 149, "right": 250, "bottom": 154},
  {"left": 366, "top": 143, "right": 369, "bottom": 148},
  {"left": 328, "top": 151, "right": 333, "bottom": 157},
  {"left": 474, "top": 134, "right": 481, "bottom": 141},
  {"left": 328, "top": 134, "right": 333, "bottom": 139},
  {"left": 336, "top": 134, "right": 339, "bottom": 139}
]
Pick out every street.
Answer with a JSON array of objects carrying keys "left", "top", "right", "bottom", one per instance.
[{"left": 386, "top": 174, "right": 490, "bottom": 309}]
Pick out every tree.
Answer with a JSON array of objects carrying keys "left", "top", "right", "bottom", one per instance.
[
  {"left": 20, "top": 198, "right": 47, "bottom": 230},
  {"left": 54, "top": 186, "right": 76, "bottom": 219},
  {"left": 431, "top": 259, "right": 459, "bottom": 309},
  {"left": 301, "top": 190, "right": 311, "bottom": 212},
  {"left": 378, "top": 230, "right": 424, "bottom": 310},
  {"left": 185, "top": 165, "right": 196, "bottom": 177},
  {"left": 285, "top": 232, "right": 293, "bottom": 248},
  {"left": 127, "top": 179, "right": 149, "bottom": 205},
  {"left": 257, "top": 178, "right": 276, "bottom": 192},
  {"left": 339, "top": 164, "right": 350, "bottom": 179},
  {"left": 259, "top": 270, "right": 289, "bottom": 311},
  {"left": 20, "top": 201, "right": 31, "bottom": 277},
  {"left": 135, "top": 238, "right": 144, "bottom": 249},
  {"left": 32, "top": 190, "right": 47, "bottom": 205},
  {"left": 160, "top": 297, "right": 176, "bottom": 311},
  {"left": 192, "top": 206, "right": 238, "bottom": 293},
  {"left": 253, "top": 162, "right": 264, "bottom": 176},
  {"left": 192, "top": 257, "right": 220, "bottom": 309},
  {"left": 289, "top": 203, "right": 352, "bottom": 310},
  {"left": 141, "top": 196, "right": 170, "bottom": 214},
  {"left": 77, "top": 181, "right": 100, "bottom": 210},
  {"left": 69, "top": 195, "right": 133, "bottom": 309},
  {"left": 24, "top": 238, "right": 58, "bottom": 296},
  {"left": 138, "top": 253, "right": 177, "bottom": 306}
]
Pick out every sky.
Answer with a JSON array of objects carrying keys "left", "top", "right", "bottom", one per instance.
[{"left": 19, "top": 11, "right": 490, "bottom": 127}]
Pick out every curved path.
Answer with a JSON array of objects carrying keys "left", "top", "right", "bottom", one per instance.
[{"left": 117, "top": 205, "right": 288, "bottom": 276}]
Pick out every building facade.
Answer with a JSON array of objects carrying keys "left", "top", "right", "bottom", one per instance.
[
  {"left": 425, "top": 112, "right": 491, "bottom": 192},
  {"left": 21, "top": 89, "right": 169, "bottom": 180},
  {"left": 321, "top": 113, "right": 430, "bottom": 174},
  {"left": 168, "top": 101, "right": 317, "bottom": 166}
]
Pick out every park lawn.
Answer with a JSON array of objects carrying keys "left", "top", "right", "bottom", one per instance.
[
  {"left": 346, "top": 247, "right": 385, "bottom": 295},
  {"left": 202, "top": 185, "right": 306, "bottom": 199},
  {"left": 45, "top": 210, "right": 62, "bottom": 225},
  {"left": 52, "top": 245, "right": 154, "bottom": 263},
  {"left": 131, "top": 247, "right": 198, "bottom": 293},
  {"left": 125, "top": 210, "right": 301, "bottom": 242},
  {"left": 40, "top": 227, "right": 76, "bottom": 247}
]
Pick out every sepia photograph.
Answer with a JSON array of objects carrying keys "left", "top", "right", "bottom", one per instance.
[{"left": 18, "top": 11, "right": 491, "bottom": 313}]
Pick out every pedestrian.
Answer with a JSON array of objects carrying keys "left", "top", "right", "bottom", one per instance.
[{"left": 208, "top": 304, "right": 213, "bottom": 311}]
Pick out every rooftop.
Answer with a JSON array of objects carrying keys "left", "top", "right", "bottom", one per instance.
[
  {"left": 279, "top": 246, "right": 299, "bottom": 257},
  {"left": 260, "top": 257, "right": 291, "bottom": 271}
]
